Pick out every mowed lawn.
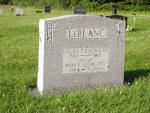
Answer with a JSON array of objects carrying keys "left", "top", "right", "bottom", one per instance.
[{"left": 0, "top": 6, "right": 150, "bottom": 113}]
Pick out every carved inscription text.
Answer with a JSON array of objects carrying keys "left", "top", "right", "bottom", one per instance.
[{"left": 63, "top": 48, "right": 109, "bottom": 73}]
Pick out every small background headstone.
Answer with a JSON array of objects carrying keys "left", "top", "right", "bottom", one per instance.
[
  {"left": 44, "top": 4, "right": 51, "bottom": 13},
  {"left": 105, "top": 5, "right": 128, "bottom": 29},
  {"left": 112, "top": 5, "right": 118, "bottom": 15},
  {"left": 73, "top": 6, "right": 86, "bottom": 14},
  {"left": 126, "top": 13, "right": 136, "bottom": 31},
  {"left": 0, "top": 9, "right": 3, "bottom": 16},
  {"left": 11, "top": 6, "right": 14, "bottom": 12},
  {"left": 132, "top": 13, "right": 136, "bottom": 29},
  {"left": 15, "top": 8, "right": 24, "bottom": 16}
]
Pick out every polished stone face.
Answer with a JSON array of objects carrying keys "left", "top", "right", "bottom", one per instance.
[{"left": 37, "top": 15, "right": 125, "bottom": 94}]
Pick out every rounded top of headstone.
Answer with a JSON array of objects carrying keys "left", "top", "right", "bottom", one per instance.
[
  {"left": 40, "top": 15, "right": 122, "bottom": 26},
  {"left": 42, "top": 15, "right": 102, "bottom": 20}
]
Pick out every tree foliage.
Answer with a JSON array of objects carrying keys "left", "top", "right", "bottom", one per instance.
[
  {"left": 0, "top": 0, "right": 12, "bottom": 4},
  {"left": 0, "top": 0, "right": 150, "bottom": 6}
]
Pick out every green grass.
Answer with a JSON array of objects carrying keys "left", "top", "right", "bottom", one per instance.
[{"left": 0, "top": 6, "right": 150, "bottom": 113}]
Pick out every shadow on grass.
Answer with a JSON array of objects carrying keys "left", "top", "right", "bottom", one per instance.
[
  {"left": 124, "top": 69, "right": 150, "bottom": 84},
  {"left": 128, "top": 27, "right": 148, "bottom": 32}
]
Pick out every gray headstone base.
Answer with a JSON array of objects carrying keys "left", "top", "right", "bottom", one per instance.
[{"left": 31, "top": 83, "right": 123, "bottom": 96}]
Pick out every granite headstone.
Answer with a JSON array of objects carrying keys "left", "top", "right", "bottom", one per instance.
[{"left": 37, "top": 15, "right": 125, "bottom": 94}]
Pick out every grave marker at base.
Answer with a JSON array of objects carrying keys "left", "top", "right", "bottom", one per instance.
[{"left": 37, "top": 15, "right": 125, "bottom": 94}]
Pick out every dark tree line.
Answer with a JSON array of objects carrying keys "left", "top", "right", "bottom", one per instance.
[
  {"left": 0, "top": 0, "right": 150, "bottom": 5},
  {"left": 0, "top": 0, "right": 11, "bottom": 4}
]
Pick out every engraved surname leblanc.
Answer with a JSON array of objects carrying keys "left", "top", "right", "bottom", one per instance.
[{"left": 67, "top": 29, "right": 106, "bottom": 39}]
